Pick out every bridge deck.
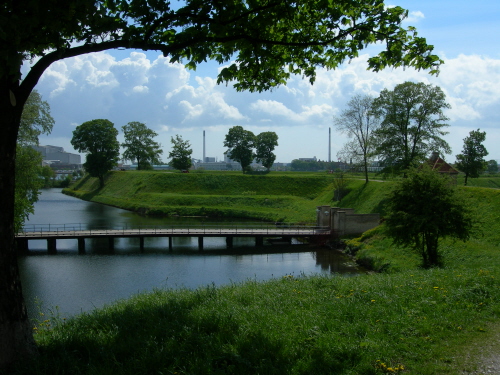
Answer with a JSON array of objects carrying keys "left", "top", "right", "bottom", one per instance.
[
  {"left": 16, "top": 227, "right": 330, "bottom": 240},
  {"left": 16, "top": 223, "right": 332, "bottom": 253}
]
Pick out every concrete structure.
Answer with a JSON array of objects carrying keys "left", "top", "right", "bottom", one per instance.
[
  {"left": 299, "top": 157, "right": 317, "bottom": 162},
  {"left": 195, "top": 161, "right": 242, "bottom": 171},
  {"left": 16, "top": 223, "right": 328, "bottom": 253},
  {"left": 316, "top": 205, "right": 380, "bottom": 237},
  {"left": 33, "top": 145, "right": 81, "bottom": 165}
]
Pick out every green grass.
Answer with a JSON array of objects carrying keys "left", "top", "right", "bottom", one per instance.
[
  {"left": 11, "top": 171, "right": 498, "bottom": 374},
  {"left": 11, "top": 266, "right": 500, "bottom": 375},
  {"left": 64, "top": 171, "right": 337, "bottom": 222}
]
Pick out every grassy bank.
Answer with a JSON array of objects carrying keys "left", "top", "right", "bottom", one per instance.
[
  {"left": 64, "top": 171, "right": 336, "bottom": 222},
  {"left": 11, "top": 173, "right": 498, "bottom": 374}
]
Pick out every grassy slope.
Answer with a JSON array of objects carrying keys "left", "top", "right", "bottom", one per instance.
[
  {"left": 15, "top": 173, "right": 499, "bottom": 374},
  {"left": 64, "top": 171, "right": 335, "bottom": 222}
]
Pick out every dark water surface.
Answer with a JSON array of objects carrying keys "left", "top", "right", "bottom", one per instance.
[{"left": 19, "top": 189, "right": 362, "bottom": 318}]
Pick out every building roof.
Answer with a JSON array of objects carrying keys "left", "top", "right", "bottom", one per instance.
[{"left": 426, "top": 152, "right": 459, "bottom": 174}]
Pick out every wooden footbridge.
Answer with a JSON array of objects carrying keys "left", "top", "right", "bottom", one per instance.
[{"left": 16, "top": 223, "right": 332, "bottom": 254}]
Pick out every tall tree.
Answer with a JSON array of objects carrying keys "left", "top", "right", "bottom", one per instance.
[
  {"left": 334, "top": 94, "right": 380, "bottom": 182},
  {"left": 71, "top": 119, "right": 120, "bottom": 188},
  {"left": 0, "top": 0, "right": 443, "bottom": 366},
  {"left": 168, "top": 135, "right": 193, "bottom": 171},
  {"left": 122, "top": 122, "right": 163, "bottom": 170},
  {"left": 487, "top": 160, "right": 498, "bottom": 174},
  {"left": 224, "top": 126, "right": 255, "bottom": 173},
  {"left": 15, "top": 91, "right": 54, "bottom": 233},
  {"left": 372, "top": 82, "right": 451, "bottom": 175},
  {"left": 385, "top": 166, "right": 477, "bottom": 268},
  {"left": 255, "top": 132, "right": 279, "bottom": 171},
  {"left": 455, "top": 129, "right": 489, "bottom": 186}
]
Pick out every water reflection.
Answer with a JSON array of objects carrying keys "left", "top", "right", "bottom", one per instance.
[{"left": 19, "top": 189, "right": 363, "bottom": 318}]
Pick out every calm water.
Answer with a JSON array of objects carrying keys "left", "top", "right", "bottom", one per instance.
[{"left": 19, "top": 189, "right": 362, "bottom": 318}]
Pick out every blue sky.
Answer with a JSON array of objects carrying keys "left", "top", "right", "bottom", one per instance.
[{"left": 31, "top": 0, "right": 500, "bottom": 164}]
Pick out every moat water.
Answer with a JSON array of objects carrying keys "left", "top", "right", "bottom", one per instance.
[{"left": 19, "top": 189, "right": 363, "bottom": 318}]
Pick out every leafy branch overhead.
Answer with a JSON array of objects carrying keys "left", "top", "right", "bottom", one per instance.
[
  {"left": 11, "top": 0, "right": 443, "bottom": 104},
  {"left": 0, "top": 0, "right": 444, "bottom": 367}
]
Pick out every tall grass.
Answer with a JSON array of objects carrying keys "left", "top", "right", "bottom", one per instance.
[
  {"left": 17, "top": 172, "right": 498, "bottom": 374},
  {"left": 64, "top": 171, "right": 337, "bottom": 222},
  {"left": 10, "top": 265, "right": 500, "bottom": 375}
]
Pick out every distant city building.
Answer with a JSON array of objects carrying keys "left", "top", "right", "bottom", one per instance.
[
  {"left": 298, "top": 156, "right": 317, "bottom": 162},
  {"left": 33, "top": 145, "right": 81, "bottom": 165},
  {"left": 126, "top": 164, "right": 172, "bottom": 170},
  {"left": 270, "top": 162, "right": 290, "bottom": 171},
  {"left": 195, "top": 161, "right": 242, "bottom": 171}
]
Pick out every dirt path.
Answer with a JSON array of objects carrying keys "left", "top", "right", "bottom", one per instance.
[{"left": 460, "top": 324, "right": 500, "bottom": 374}]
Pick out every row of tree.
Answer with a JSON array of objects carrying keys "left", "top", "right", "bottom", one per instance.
[
  {"left": 334, "top": 81, "right": 490, "bottom": 185},
  {"left": 70, "top": 120, "right": 197, "bottom": 187},
  {"left": 0, "top": 0, "right": 444, "bottom": 365},
  {"left": 223, "top": 126, "right": 279, "bottom": 172}
]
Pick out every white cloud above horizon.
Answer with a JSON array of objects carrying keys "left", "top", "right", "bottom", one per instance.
[{"left": 30, "top": 0, "right": 500, "bottom": 164}]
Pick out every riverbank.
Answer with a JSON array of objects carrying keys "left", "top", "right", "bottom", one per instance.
[
  {"left": 13, "top": 173, "right": 498, "bottom": 374},
  {"left": 63, "top": 171, "right": 338, "bottom": 223}
]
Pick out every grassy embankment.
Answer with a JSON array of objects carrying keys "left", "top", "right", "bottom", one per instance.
[
  {"left": 63, "top": 171, "right": 336, "bottom": 223},
  {"left": 9, "top": 172, "right": 500, "bottom": 374}
]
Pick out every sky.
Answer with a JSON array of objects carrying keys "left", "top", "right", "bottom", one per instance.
[{"left": 28, "top": 0, "right": 500, "bottom": 164}]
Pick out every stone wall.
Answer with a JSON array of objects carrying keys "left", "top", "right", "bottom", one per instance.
[{"left": 316, "top": 206, "right": 380, "bottom": 236}]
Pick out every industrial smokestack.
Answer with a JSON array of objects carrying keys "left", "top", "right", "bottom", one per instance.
[
  {"left": 203, "top": 130, "right": 206, "bottom": 163},
  {"left": 328, "top": 128, "right": 331, "bottom": 163}
]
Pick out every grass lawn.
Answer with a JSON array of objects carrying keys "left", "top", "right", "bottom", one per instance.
[{"left": 8, "top": 171, "right": 499, "bottom": 374}]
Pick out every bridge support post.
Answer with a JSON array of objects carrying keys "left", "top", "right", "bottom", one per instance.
[
  {"left": 168, "top": 237, "right": 173, "bottom": 251},
  {"left": 78, "top": 238, "right": 86, "bottom": 254},
  {"left": 139, "top": 237, "right": 144, "bottom": 252},
  {"left": 226, "top": 237, "right": 233, "bottom": 248},
  {"left": 16, "top": 238, "right": 29, "bottom": 253},
  {"left": 47, "top": 238, "right": 57, "bottom": 254},
  {"left": 108, "top": 237, "right": 115, "bottom": 251},
  {"left": 198, "top": 236, "right": 204, "bottom": 251},
  {"left": 255, "top": 236, "right": 264, "bottom": 246}
]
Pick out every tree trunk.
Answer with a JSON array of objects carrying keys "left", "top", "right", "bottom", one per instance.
[
  {"left": 0, "top": 88, "right": 37, "bottom": 367},
  {"left": 363, "top": 155, "right": 369, "bottom": 183}
]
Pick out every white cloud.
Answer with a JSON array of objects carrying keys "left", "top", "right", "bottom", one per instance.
[
  {"left": 406, "top": 10, "right": 425, "bottom": 23},
  {"left": 31, "top": 50, "right": 500, "bottom": 162}
]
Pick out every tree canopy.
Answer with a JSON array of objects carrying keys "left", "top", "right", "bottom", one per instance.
[
  {"left": 0, "top": 0, "right": 444, "bottom": 367},
  {"left": 71, "top": 119, "right": 120, "bottom": 188},
  {"left": 455, "top": 129, "right": 489, "bottom": 186},
  {"left": 372, "top": 81, "right": 451, "bottom": 175},
  {"left": 334, "top": 94, "right": 380, "bottom": 182},
  {"left": 168, "top": 135, "right": 193, "bottom": 171},
  {"left": 224, "top": 126, "right": 255, "bottom": 173},
  {"left": 255, "top": 132, "right": 279, "bottom": 171},
  {"left": 385, "top": 166, "right": 477, "bottom": 268},
  {"left": 15, "top": 91, "right": 54, "bottom": 233},
  {"left": 487, "top": 160, "right": 498, "bottom": 174},
  {"left": 122, "top": 122, "right": 163, "bottom": 170}
]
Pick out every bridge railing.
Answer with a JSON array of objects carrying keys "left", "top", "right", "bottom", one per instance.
[{"left": 19, "top": 222, "right": 330, "bottom": 236}]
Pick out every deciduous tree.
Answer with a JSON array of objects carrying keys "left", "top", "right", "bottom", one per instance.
[
  {"left": 224, "top": 126, "right": 255, "bottom": 173},
  {"left": 0, "top": 0, "right": 443, "bottom": 366},
  {"left": 385, "top": 166, "right": 477, "bottom": 268},
  {"left": 487, "top": 160, "right": 498, "bottom": 174},
  {"left": 372, "top": 82, "right": 451, "bottom": 175},
  {"left": 168, "top": 135, "right": 193, "bottom": 171},
  {"left": 455, "top": 129, "right": 489, "bottom": 186},
  {"left": 122, "top": 122, "right": 163, "bottom": 170},
  {"left": 15, "top": 91, "right": 54, "bottom": 233},
  {"left": 334, "top": 94, "right": 380, "bottom": 182},
  {"left": 255, "top": 132, "right": 279, "bottom": 171},
  {"left": 71, "top": 119, "right": 120, "bottom": 188}
]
